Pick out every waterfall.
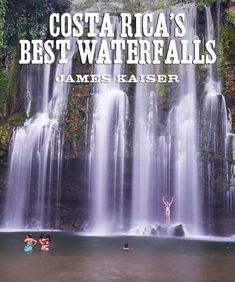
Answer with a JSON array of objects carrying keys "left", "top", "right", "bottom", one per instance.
[
  {"left": 200, "top": 6, "right": 228, "bottom": 232},
  {"left": 25, "top": 66, "right": 33, "bottom": 118},
  {"left": 156, "top": 134, "right": 173, "bottom": 222},
  {"left": 130, "top": 4, "right": 201, "bottom": 235},
  {"left": 88, "top": 17, "right": 128, "bottom": 234},
  {"left": 2, "top": 3, "right": 232, "bottom": 235},
  {"left": 131, "top": 7, "right": 164, "bottom": 231},
  {"left": 131, "top": 64, "right": 158, "bottom": 229},
  {"left": 3, "top": 39, "right": 76, "bottom": 229},
  {"left": 226, "top": 133, "right": 235, "bottom": 216},
  {"left": 168, "top": 4, "right": 200, "bottom": 234},
  {"left": 225, "top": 85, "right": 235, "bottom": 216}
]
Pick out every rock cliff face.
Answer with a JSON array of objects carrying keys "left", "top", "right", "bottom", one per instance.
[
  {"left": 223, "top": 1, "right": 235, "bottom": 130},
  {"left": 63, "top": 54, "right": 91, "bottom": 159}
]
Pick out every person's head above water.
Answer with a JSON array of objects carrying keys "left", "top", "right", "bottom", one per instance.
[
  {"left": 45, "top": 234, "right": 51, "bottom": 242},
  {"left": 122, "top": 242, "right": 131, "bottom": 250}
]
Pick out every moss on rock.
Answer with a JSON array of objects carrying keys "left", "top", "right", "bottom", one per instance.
[
  {"left": 0, "top": 66, "right": 9, "bottom": 117},
  {"left": 64, "top": 92, "right": 89, "bottom": 159},
  {"left": 221, "top": 14, "right": 235, "bottom": 131},
  {"left": 0, "top": 124, "right": 12, "bottom": 165},
  {"left": 6, "top": 52, "right": 19, "bottom": 114}
]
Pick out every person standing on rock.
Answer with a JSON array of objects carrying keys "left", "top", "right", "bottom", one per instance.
[{"left": 162, "top": 196, "right": 174, "bottom": 225}]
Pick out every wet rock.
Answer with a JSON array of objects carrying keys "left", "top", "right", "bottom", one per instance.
[
  {"left": 143, "top": 224, "right": 157, "bottom": 235},
  {"left": 172, "top": 224, "right": 185, "bottom": 237}
]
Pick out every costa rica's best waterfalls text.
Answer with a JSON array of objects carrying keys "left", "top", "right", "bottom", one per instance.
[{"left": 19, "top": 12, "right": 216, "bottom": 65}]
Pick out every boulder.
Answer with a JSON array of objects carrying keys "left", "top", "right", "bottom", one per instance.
[{"left": 172, "top": 224, "right": 185, "bottom": 237}]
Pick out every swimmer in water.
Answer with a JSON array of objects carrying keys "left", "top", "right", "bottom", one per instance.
[
  {"left": 39, "top": 233, "right": 52, "bottom": 251},
  {"left": 39, "top": 234, "right": 47, "bottom": 251},
  {"left": 122, "top": 243, "right": 131, "bottom": 251},
  {"left": 45, "top": 234, "right": 52, "bottom": 251},
  {"left": 24, "top": 233, "right": 37, "bottom": 252},
  {"left": 162, "top": 196, "right": 174, "bottom": 225}
]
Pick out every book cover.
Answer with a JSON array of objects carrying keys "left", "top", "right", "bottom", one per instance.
[{"left": 0, "top": 0, "right": 235, "bottom": 281}]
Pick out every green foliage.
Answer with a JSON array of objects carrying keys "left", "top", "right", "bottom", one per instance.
[
  {"left": 221, "top": 20, "right": 235, "bottom": 132},
  {"left": 158, "top": 78, "right": 169, "bottom": 98},
  {"left": 8, "top": 112, "right": 27, "bottom": 124},
  {"left": 226, "top": 9, "right": 235, "bottom": 28},
  {"left": 157, "top": 66, "right": 173, "bottom": 98},
  {"left": 64, "top": 93, "right": 88, "bottom": 158},
  {"left": 0, "top": 66, "right": 9, "bottom": 111},
  {"left": 0, "top": 0, "right": 71, "bottom": 117},
  {"left": 196, "top": 0, "right": 216, "bottom": 10},
  {"left": 0, "top": 0, "right": 7, "bottom": 49},
  {"left": 0, "top": 0, "right": 70, "bottom": 58},
  {"left": 5, "top": 52, "right": 19, "bottom": 114},
  {"left": 222, "top": 27, "right": 235, "bottom": 49},
  {"left": 0, "top": 123, "right": 11, "bottom": 165},
  {"left": 0, "top": 124, "right": 11, "bottom": 149},
  {"left": 196, "top": 0, "right": 228, "bottom": 10},
  {"left": 122, "top": 0, "right": 179, "bottom": 12},
  {"left": 153, "top": 0, "right": 179, "bottom": 10},
  {"left": 123, "top": 0, "right": 146, "bottom": 13}
]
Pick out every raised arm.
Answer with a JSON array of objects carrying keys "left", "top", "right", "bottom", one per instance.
[
  {"left": 169, "top": 197, "right": 174, "bottom": 206},
  {"left": 162, "top": 196, "right": 167, "bottom": 206}
]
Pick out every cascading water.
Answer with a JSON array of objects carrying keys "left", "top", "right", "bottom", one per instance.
[
  {"left": 226, "top": 133, "right": 235, "bottom": 215},
  {"left": 200, "top": 6, "right": 228, "bottom": 231},
  {"left": 131, "top": 4, "right": 201, "bottom": 235},
  {"left": 2, "top": 2, "right": 232, "bottom": 236},
  {"left": 88, "top": 17, "right": 128, "bottom": 234},
  {"left": 131, "top": 63, "right": 158, "bottom": 230},
  {"left": 172, "top": 5, "right": 201, "bottom": 234},
  {"left": 3, "top": 39, "right": 76, "bottom": 229},
  {"left": 85, "top": 3, "right": 233, "bottom": 236},
  {"left": 25, "top": 66, "right": 33, "bottom": 118}
]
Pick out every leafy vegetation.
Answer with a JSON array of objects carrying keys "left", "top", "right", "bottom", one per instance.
[
  {"left": 221, "top": 6, "right": 235, "bottom": 131},
  {"left": 64, "top": 93, "right": 88, "bottom": 158},
  {"left": 0, "top": 0, "right": 70, "bottom": 60},
  {"left": 196, "top": 0, "right": 228, "bottom": 10},
  {"left": 0, "top": 66, "right": 8, "bottom": 114},
  {"left": 226, "top": 8, "right": 235, "bottom": 28},
  {"left": 0, "top": 0, "right": 71, "bottom": 114},
  {"left": 0, "top": 0, "right": 7, "bottom": 50},
  {"left": 0, "top": 0, "right": 70, "bottom": 163}
]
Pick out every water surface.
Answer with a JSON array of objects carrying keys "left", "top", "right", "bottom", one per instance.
[{"left": 0, "top": 232, "right": 235, "bottom": 282}]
